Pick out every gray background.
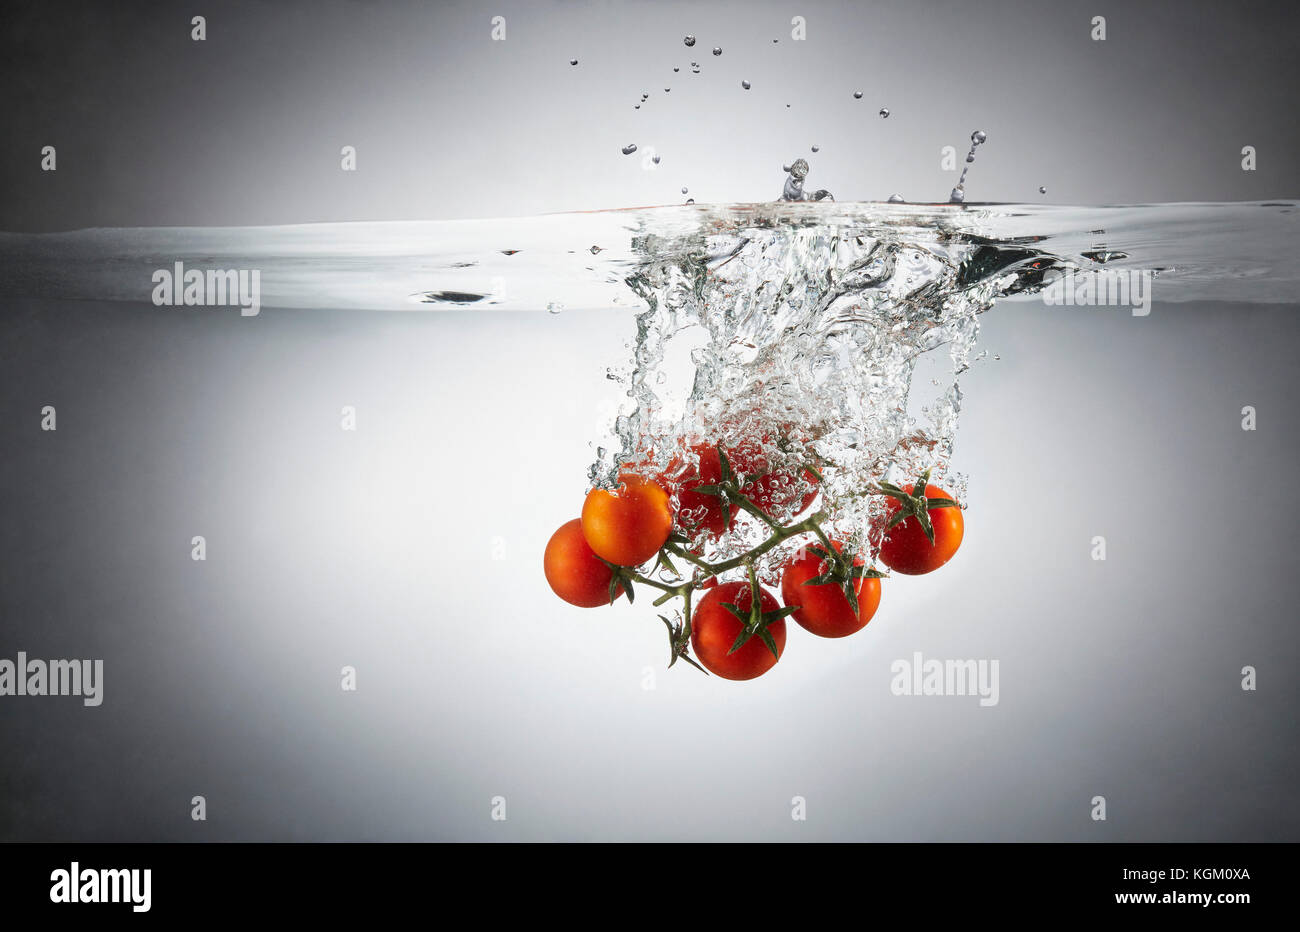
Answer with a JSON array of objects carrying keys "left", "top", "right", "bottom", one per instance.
[
  {"left": 1, "top": 296, "right": 1296, "bottom": 841},
  {"left": 2, "top": 0, "right": 1299, "bottom": 231},
  {"left": 1, "top": 0, "right": 1298, "bottom": 841}
]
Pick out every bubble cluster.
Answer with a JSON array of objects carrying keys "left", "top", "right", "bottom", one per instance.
[{"left": 587, "top": 203, "right": 1035, "bottom": 575}]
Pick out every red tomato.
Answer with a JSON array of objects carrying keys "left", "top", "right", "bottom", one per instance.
[
  {"left": 662, "top": 444, "right": 738, "bottom": 537},
  {"left": 544, "top": 519, "right": 622, "bottom": 608},
  {"left": 878, "top": 484, "right": 964, "bottom": 575},
  {"left": 741, "top": 466, "right": 820, "bottom": 518},
  {"left": 780, "top": 542, "right": 881, "bottom": 638},
  {"left": 581, "top": 475, "right": 673, "bottom": 567},
  {"left": 690, "top": 581, "right": 787, "bottom": 680},
  {"left": 718, "top": 438, "right": 820, "bottom": 519}
]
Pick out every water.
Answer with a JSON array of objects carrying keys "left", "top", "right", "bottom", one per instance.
[
  {"left": 5, "top": 201, "right": 1293, "bottom": 310},
  {"left": 5, "top": 198, "right": 1295, "bottom": 585},
  {"left": 781, "top": 159, "right": 833, "bottom": 202},
  {"left": 949, "top": 130, "right": 988, "bottom": 204}
]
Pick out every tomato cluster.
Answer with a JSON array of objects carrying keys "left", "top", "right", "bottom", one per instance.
[{"left": 544, "top": 446, "right": 964, "bottom": 682}]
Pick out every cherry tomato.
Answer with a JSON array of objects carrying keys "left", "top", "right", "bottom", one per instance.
[
  {"left": 878, "top": 484, "right": 964, "bottom": 575},
  {"left": 718, "top": 438, "right": 820, "bottom": 519},
  {"left": 741, "top": 466, "right": 820, "bottom": 518},
  {"left": 544, "top": 519, "right": 622, "bottom": 608},
  {"left": 662, "top": 444, "right": 738, "bottom": 537},
  {"left": 780, "top": 542, "right": 881, "bottom": 638},
  {"left": 581, "top": 475, "right": 673, "bottom": 567},
  {"left": 691, "top": 581, "right": 787, "bottom": 680}
]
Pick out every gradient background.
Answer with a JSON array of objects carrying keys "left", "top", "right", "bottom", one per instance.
[
  {"left": 3, "top": 0, "right": 1299, "bottom": 230},
  {"left": 1, "top": 0, "right": 1298, "bottom": 841}
]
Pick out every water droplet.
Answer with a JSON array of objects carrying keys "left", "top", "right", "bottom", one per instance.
[
  {"left": 634, "top": 104, "right": 640, "bottom": 110},
  {"left": 621, "top": 143, "right": 637, "bottom": 155},
  {"left": 879, "top": 108, "right": 890, "bottom": 119},
  {"left": 772, "top": 38, "right": 779, "bottom": 43},
  {"left": 652, "top": 154, "right": 661, "bottom": 164},
  {"left": 853, "top": 91, "right": 863, "bottom": 99},
  {"left": 681, "top": 186, "right": 689, "bottom": 194},
  {"left": 1038, "top": 185, "right": 1047, "bottom": 195},
  {"left": 949, "top": 185, "right": 966, "bottom": 204},
  {"left": 641, "top": 92, "right": 649, "bottom": 99},
  {"left": 673, "top": 67, "right": 680, "bottom": 73},
  {"left": 685, "top": 198, "right": 695, "bottom": 204},
  {"left": 683, "top": 35, "right": 696, "bottom": 47},
  {"left": 589, "top": 246, "right": 603, "bottom": 255},
  {"left": 741, "top": 79, "right": 751, "bottom": 90},
  {"left": 664, "top": 87, "right": 671, "bottom": 93},
  {"left": 887, "top": 194, "right": 905, "bottom": 203},
  {"left": 569, "top": 58, "right": 578, "bottom": 66},
  {"left": 811, "top": 145, "right": 820, "bottom": 153},
  {"left": 786, "top": 103, "right": 791, "bottom": 108},
  {"left": 712, "top": 47, "right": 722, "bottom": 56},
  {"left": 547, "top": 301, "right": 564, "bottom": 314},
  {"left": 971, "top": 129, "right": 987, "bottom": 144}
]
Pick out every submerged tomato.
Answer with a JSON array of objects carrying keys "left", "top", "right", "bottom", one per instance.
[
  {"left": 690, "top": 581, "right": 787, "bottom": 680},
  {"left": 544, "top": 518, "right": 622, "bottom": 607},
  {"left": 878, "top": 484, "right": 964, "bottom": 575},
  {"left": 662, "top": 444, "right": 739, "bottom": 537},
  {"left": 780, "top": 542, "right": 881, "bottom": 638},
  {"left": 581, "top": 475, "right": 673, "bottom": 567},
  {"left": 741, "top": 466, "right": 820, "bottom": 518}
]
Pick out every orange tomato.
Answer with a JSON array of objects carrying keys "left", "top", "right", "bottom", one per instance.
[{"left": 581, "top": 476, "right": 673, "bottom": 567}]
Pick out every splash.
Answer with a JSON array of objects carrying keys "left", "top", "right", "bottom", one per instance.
[{"left": 588, "top": 192, "right": 1060, "bottom": 584}]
